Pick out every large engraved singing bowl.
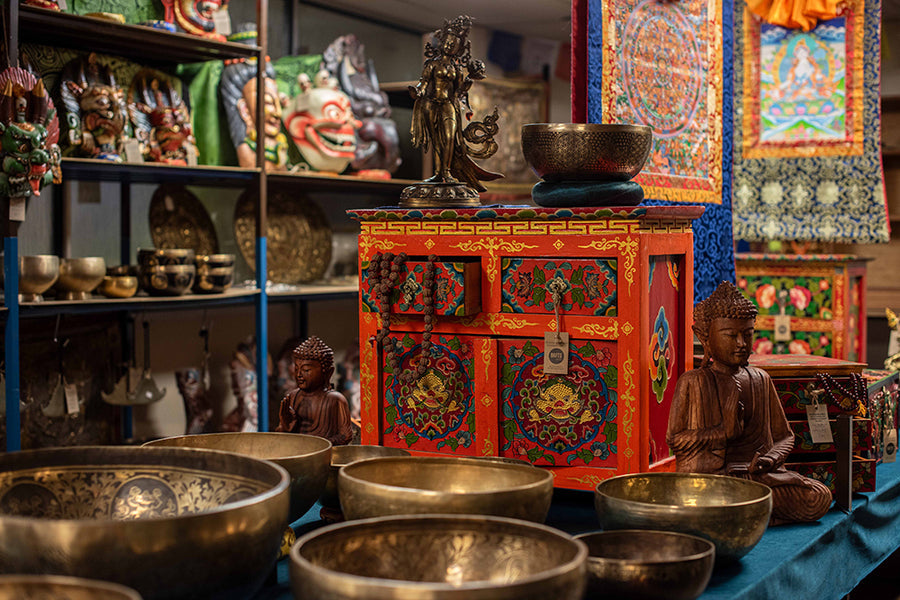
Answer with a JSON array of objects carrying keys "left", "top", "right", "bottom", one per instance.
[
  {"left": 574, "top": 530, "right": 715, "bottom": 600},
  {"left": 57, "top": 257, "right": 106, "bottom": 300},
  {"left": 0, "top": 575, "right": 143, "bottom": 600},
  {"left": 18, "top": 255, "right": 59, "bottom": 302},
  {"left": 290, "top": 514, "right": 588, "bottom": 600},
  {"left": 521, "top": 123, "right": 652, "bottom": 182},
  {"left": 338, "top": 456, "right": 554, "bottom": 522},
  {"left": 145, "top": 432, "right": 332, "bottom": 520},
  {"left": 320, "top": 445, "right": 412, "bottom": 513},
  {"left": 0, "top": 446, "right": 290, "bottom": 600},
  {"left": 594, "top": 473, "right": 773, "bottom": 562}
]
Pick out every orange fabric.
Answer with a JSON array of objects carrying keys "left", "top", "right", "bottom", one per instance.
[{"left": 745, "top": 0, "right": 841, "bottom": 31}]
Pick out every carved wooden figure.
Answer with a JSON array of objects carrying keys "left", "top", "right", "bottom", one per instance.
[
  {"left": 160, "top": 0, "right": 229, "bottom": 41},
  {"left": 128, "top": 69, "right": 197, "bottom": 165}
]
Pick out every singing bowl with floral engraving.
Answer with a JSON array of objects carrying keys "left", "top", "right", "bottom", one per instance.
[
  {"left": 574, "top": 530, "right": 715, "bottom": 600},
  {"left": 290, "top": 515, "right": 588, "bottom": 600},
  {"left": 0, "top": 446, "right": 290, "bottom": 600},
  {"left": 319, "top": 445, "right": 411, "bottom": 515},
  {"left": 594, "top": 473, "right": 772, "bottom": 562},
  {"left": 145, "top": 432, "right": 331, "bottom": 521},
  {"left": 0, "top": 575, "right": 143, "bottom": 600},
  {"left": 338, "top": 456, "right": 554, "bottom": 523},
  {"left": 521, "top": 123, "right": 652, "bottom": 182},
  {"left": 18, "top": 255, "right": 59, "bottom": 302}
]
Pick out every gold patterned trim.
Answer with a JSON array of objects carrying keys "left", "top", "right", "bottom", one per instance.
[
  {"left": 481, "top": 338, "right": 493, "bottom": 384},
  {"left": 577, "top": 238, "right": 638, "bottom": 294},
  {"left": 359, "top": 220, "right": 644, "bottom": 237},
  {"left": 483, "top": 428, "right": 495, "bottom": 456},
  {"left": 621, "top": 355, "right": 636, "bottom": 460},
  {"left": 480, "top": 394, "right": 493, "bottom": 408},
  {"left": 358, "top": 237, "right": 406, "bottom": 255},
  {"left": 568, "top": 474, "right": 604, "bottom": 488},
  {"left": 573, "top": 322, "right": 620, "bottom": 338}
]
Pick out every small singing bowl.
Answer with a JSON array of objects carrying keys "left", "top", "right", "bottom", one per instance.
[
  {"left": 98, "top": 275, "right": 139, "bottom": 299},
  {"left": 338, "top": 456, "right": 554, "bottom": 523},
  {"left": 0, "top": 575, "right": 143, "bottom": 600},
  {"left": 18, "top": 254, "right": 59, "bottom": 302},
  {"left": 521, "top": 123, "right": 653, "bottom": 182},
  {"left": 319, "top": 445, "right": 411, "bottom": 519},
  {"left": 290, "top": 514, "right": 588, "bottom": 600},
  {"left": 192, "top": 266, "right": 235, "bottom": 294},
  {"left": 144, "top": 432, "right": 332, "bottom": 521},
  {"left": 56, "top": 257, "right": 106, "bottom": 300},
  {"left": 137, "top": 248, "right": 195, "bottom": 268},
  {"left": 594, "top": 473, "right": 772, "bottom": 562},
  {"left": 574, "top": 530, "right": 715, "bottom": 600},
  {"left": 196, "top": 253, "right": 236, "bottom": 269},
  {"left": 0, "top": 446, "right": 290, "bottom": 600},
  {"left": 140, "top": 264, "right": 195, "bottom": 296}
]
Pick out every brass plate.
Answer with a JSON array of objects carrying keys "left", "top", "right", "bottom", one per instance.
[
  {"left": 149, "top": 184, "right": 219, "bottom": 255},
  {"left": 233, "top": 189, "right": 332, "bottom": 284}
]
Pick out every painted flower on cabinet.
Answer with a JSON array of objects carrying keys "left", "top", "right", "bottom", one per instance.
[{"left": 756, "top": 283, "right": 777, "bottom": 309}]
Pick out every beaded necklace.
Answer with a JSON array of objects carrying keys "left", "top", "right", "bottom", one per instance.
[{"left": 815, "top": 372, "right": 868, "bottom": 415}]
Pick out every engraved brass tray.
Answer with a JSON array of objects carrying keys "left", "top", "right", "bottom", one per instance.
[
  {"left": 233, "top": 189, "right": 332, "bottom": 284},
  {"left": 149, "top": 184, "right": 219, "bottom": 256}
]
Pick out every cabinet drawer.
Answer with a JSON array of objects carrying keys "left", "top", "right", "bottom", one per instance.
[
  {"left": 786, "top": 456, "right": 875, "bottom": 495},
  {"left": 500, "top": 258, "right": 617, "bottom": 316},
  {"left": 362, "top": 259, "right": 481, "bottom": 316},
  {"left": 738, "top": 274, "right": 835, "bottom": 319},
  {"left": 789, "top": 417, "right": 873, "bottom": 454}
]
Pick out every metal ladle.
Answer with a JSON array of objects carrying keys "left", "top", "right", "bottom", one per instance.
[{"left": 127, "top": 319, "right": 166, "bottom": 405}]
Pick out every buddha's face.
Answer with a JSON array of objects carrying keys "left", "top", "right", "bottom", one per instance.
[
  {"left": 295, "top": 359, "right": 326, "bottom": 391},
  {"left": 706, "top": 317, "right": 755, "bottom": 368}
]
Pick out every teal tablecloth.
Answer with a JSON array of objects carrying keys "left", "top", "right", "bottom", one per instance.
[{"left": 258, "top": 458, "right": 900, "bottom": 600}]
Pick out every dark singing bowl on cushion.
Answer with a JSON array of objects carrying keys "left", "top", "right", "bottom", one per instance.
[
  {"left": 320, "top": 445, "right": 411, "bottom": 514},
  {"left": 594, "top": 472, "right": 772, "bottom": 562},
  {"left": 338, "top": 456, "right": 553, "bottom": 523},
  {"left": 574, "top": 530, "right": 715, "bottom": 600},
  {"left": 521, "top": 123, "right": 652, "bottom": 182},
  {"left": 145, "top": 432, "right": 332, "bottom": 521},
  {"left": 290, "top": 514, "right": 588, "bottom": 600},
  {"left": 0, "top": 446, "right": 290, "bottom": 600},
  {"left": 0, "top": 575, "right": 143, "bottom": 600}
]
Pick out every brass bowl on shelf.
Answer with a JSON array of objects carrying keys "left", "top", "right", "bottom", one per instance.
[
  {"left": 319, "top": 445, "right": 411, "bottom": 520},
  {"left": 56, "top": 257, "right": 106, "bottom": 300},
  {"left": 144, "top": 432, "right": 332, "bottom": 521},
  {"left": 290, "top": 514, "right": 588, "bottom": 600},
  {"left": 136, "top": 248, "right": 195, "bottom": 268},
  {"left": 196, "top": 253, "right": 236, "bottom": 269},
  {"left": 574, "top": 530, "right": 715, "bottom": 600},
  {"left": 521, "top": 123, "right": 652, "bottom": 182},
  {"left": 338, "top": 455, "right": 554, "bottom": 523},
  {"left": 139, "top": 264, "right": 196, "bottom": 296},
  {"left": 98, "top": 275, "right": 139, "bottom": 299},
  {"left": 107, "top": 265, "right": 139, "bottom": 277},
  {"left": 192, "top": 266, "right": 235, "bottom": 294},
  {"left": 0, "top": 446, "right": 290, "bottom": 600},
  {"left": 18, "top": 254, "right": 59, "bottom": 302},
  {"left": 594, "top": 472, "right": 772, "bottom": 562},
  {"left": 0, "top": 575, "right": 143, "bottom": 600}
]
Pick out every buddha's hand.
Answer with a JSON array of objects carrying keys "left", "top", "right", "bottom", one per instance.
[{"left": 748, "top": 452, "right": 775, "bottom": 474}]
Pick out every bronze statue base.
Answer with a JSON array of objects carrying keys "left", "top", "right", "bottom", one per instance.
[{"left": 399, "top": 182, "right": 481, "bottom": 209}]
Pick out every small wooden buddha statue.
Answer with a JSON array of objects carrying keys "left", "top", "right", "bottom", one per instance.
[
  {"left": 276, "top": 336, "right": 353, "bottom": 446},
  {"left": 666, "top": 281, "right": 832, "bottom": 525}
]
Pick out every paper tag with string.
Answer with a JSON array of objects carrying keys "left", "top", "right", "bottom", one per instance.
[
  {"left": 543, "top": 296, "right": 569, "bottom": 374},
  {"left": 806, "top": 395, "right": 833, "bottom": 444},
  {"left": 213, "top": 8, "right": 232, "bottom": 36},
  {"left": 883, "top": 386, "right": 897, "bottom": 463},
  {"left": 64, "top": 381, "right": 80, "bottom": 415}
]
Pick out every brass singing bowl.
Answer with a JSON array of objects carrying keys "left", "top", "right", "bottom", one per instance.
[
  {"left": 290, "top": 514, "right": 588, "bottom": 600},
  {"left": 320, "top": 445, "right": 411, "bottom": 513},
  {"left": 338, "top": 456, "right": 554, "bottom": 523},
  {"left": 98, "top": 275, "right": 139, "bottom": 298},
  {"left": 144, "top": 432, "right": 332, "bottom": 521},
  {"left": 18, "top": 254, "right": 59, "bottom": 302},
  {"left": 521, "top": 123, "right": 652, "bottom": 182},
  {"left": 574, "top": 530, "right": 715, "bottom": 600},
  {"left": 139, "top": 264, "right": 196, "bottom": 296},
  {"left": 57, "top": 257, "right": 106, "bottom": 300},
  {"left": 192, "top": 265, "right": 235, "bottom": 294},
  {"left": 136, "top": 247, "right": 195, "bottom": 267},
  {"left": 0, "top": 575, "right": 143, "bottom": 600},
  {"left": 594, "top": 473, "right": 772, "bottom": 562},
  {"left": 196, "top": 253, "right": 236, "bottom": 269},
  {"left": 0, "top": 446, "right": 290, "bottom": 600}
]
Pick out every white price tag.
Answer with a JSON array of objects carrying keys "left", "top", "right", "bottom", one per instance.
[
  {"left": 884, "top": 429, "right": 898, "bottom": 463},
  {"left": 8, "top": 197, "right": 25, "bottom": 221},
  {"left": 774, "top": 314, "right": 792, "bottom": 342},
  {"left": 64, "top": 382, "right": 80, "bottom": 415},
  {"left": 543, "top": 332, "right": 569, "bottom": 375},
  {"left": 213, "top": 8, "right": 232, "bottom": 36},
  {"left": 122, "top": 138, "right": 144, "bottom": 164},
  {"left": 185, "top": 144, "right": 199, "bottom": 166},
  {"left": 57, "top": 0, "right": 67, "bottom": 9},
  {"left": 889, "top": 330, "right": 900, "bottom": 357},
  {"left": 806, "top": 403, "right": 834, "bottom": 444}
]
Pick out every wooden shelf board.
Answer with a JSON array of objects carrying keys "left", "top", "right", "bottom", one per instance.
[
  {"left": 60, "top": 158, "right": 260, "bottom": 186},
  {"left": 266, "top": 171, "right": 419, "bottom": 197},
  {"left": 14, "top": 287, "right": 260, "bottom": 317}
]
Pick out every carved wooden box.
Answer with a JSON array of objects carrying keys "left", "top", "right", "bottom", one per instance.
[{"left": 352, "top": 206, "right": 702, "bottom": 490}]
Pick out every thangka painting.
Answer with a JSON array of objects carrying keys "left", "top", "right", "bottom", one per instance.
[{"left": 732, "top": 0, "right": 889, "bottom": 243}]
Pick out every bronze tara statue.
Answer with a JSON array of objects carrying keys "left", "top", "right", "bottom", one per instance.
[
  {"left": 401, "top": 15, "right": 502, "bottom": 208},
  {"left": 276, "top": 336, "right": 353, "bottom": 446},
  {"left": 666, "top": 281, "right": 832, "bottom": 524}
]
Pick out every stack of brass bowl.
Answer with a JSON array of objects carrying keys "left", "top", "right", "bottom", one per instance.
[
  {"left": 338, "top": 455, "right": 554, "bottom": 523},
  {"left": 0, "top": 575, "right": 143, "bottom": 600},
  {"left": 290, "top": 514, "right": 588, "bottom": 600},
  {"left": 137, "top": 248, "right": 195, "bottom": 296},
  {"left": 99, "top": 265, "right": 139, "bottom": 299},
  {"left": 574, "top": 530, "right": 715, "bottom": 600},
  {"left": 18, "top": 255, "right": 59, "bottom": 302},
  {"left": 56, "top": 257, "right": 106, "bottom": 300},
  {"left": 319, "top": 445, "right": 411, "bottom": 522},
  {"left": 0, "top": 446, "right": 289, "bottom": 600},
  {"left": 193, "top": 254, "right": 236, "bottom": 294},
  {"left": 145, "top": 432, "right": 332, "bottom": 521},
  {"left": 594, "top": 472, "right": 773, "bottom": 562}
]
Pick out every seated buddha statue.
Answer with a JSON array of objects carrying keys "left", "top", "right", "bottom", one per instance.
[
  {"left": 666, "top": 281, "right": 832, "bottom": 525},
  {"left": 276, "top": 336, "right": 353, "bottom": 446}
]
